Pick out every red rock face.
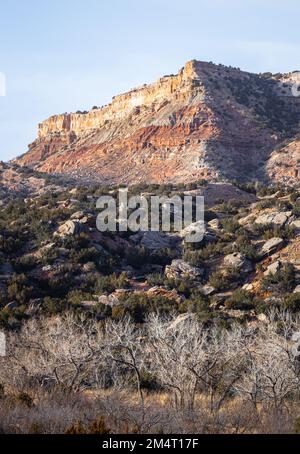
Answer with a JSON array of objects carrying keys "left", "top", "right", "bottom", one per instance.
[
  {"left": 15, "top": 60, "right": 300, "bottom": 185},
  {"left": 266, "top": 138, "right": 300, "bottom": 183}
]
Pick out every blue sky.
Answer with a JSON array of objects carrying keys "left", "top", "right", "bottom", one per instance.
[{"left": 0, "top": 0, "right": 300, "bottom": 161}]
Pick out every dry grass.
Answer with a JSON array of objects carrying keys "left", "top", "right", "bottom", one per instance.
[{"left": 0, "top": 387, "right": 298, "bottom": 434}]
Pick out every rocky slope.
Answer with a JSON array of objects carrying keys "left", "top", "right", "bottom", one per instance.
[
  {"left": 0, "top": 161, "right": 76, "bottom": 200},
  {"left": 15, "top": 60, "right": 300, "bottom": 185},
  {"left": 1, "top": 179, "right": 300, "bottom": 328}
]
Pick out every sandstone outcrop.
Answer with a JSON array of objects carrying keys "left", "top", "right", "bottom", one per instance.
[
  {"left": 255, "top": 211, "right": 292, "bottom": 227},
  {"left": 14, "top": 60, "right": 300, "bottom": 186},
  {"left": 130, "top": 231, "right": 180, "bottom": 253},
  {"left": 146, "top": 286, "right": 183, "bottom": 303},
  {"left": 223, "top": 252, "right": 253, "bottom": 274},
  {"left": 264, "top": 260, "right": 282, "bottom": 276},
  {"left": 55, "top": 220, "right": 85, "bottom": 237},
  {"left": 165, "top": 259, "right": 204, "bottom": 281},
  {"left": 290, "top": 219, "right": 300, "bottom": 234},
  {"left": 261, "top": 237, "right": 284, "bottom": 256}
]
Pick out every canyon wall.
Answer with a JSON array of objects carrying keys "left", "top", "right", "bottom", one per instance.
[{"left": 16, "top": 60, "right": 300, "bottom": 185}]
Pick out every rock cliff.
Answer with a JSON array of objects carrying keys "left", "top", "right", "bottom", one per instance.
[{"left": 15, "top": 60, "right": 300, "bottom": 185}]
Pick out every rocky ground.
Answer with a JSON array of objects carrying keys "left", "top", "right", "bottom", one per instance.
[
  {"left": 0, "top": 175, "right": 300, "bottom": 329},
  {"left": 0, "top": 161, "right": 76, "bottom": 201}
]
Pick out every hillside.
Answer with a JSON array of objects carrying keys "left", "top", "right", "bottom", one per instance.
[
  {"left": 1, "top": 178, "right": 300, "bottom": 327},
  {"left": 15, "top": 60, "right": 300, "bottom": 185},
  {"left": 1, "top": 179, "right": 300, "bottom": 433}
]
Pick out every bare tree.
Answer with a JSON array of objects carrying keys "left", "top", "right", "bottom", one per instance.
[
  {"left": 2, "top": 309, "right": 300, "bottom": 434},
  {"left": 147, "top": 314, "right": 253, "bottom": 413},
  {"left": 234, "top": 313, "right": 300, "bottom": 417},
  {"left": 103, "top": 318, "right": 146, "bottom": 410},
  {"left": 3, "top": 314, "right": 105, "bottom": 392},
  {"left": 147, "top": 314, "right": 212, "bottom": 411}
]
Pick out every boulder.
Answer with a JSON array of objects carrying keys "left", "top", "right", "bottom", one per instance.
[
  {"left": 42, "top": 264, "right": 59, "bottom": 272},
  {"left": 179, "top": 220, "right": 204, "bottom": 239},
  {"left": 165, "top": 259, "right": 204, "bottom": 281},
  {"left": 82, "top": 262, "right": 97, "bottom": 273},
  {"left": 198, "top": 284, "right": 216, "bottom": 296},
  {"left": 55, "top": 220, "right": 85, "bottom": 237},
  {"left": 146, "top": 286, "right": 182, "bottom": 303},
  {"left": 130, "top": 231, "right": 180, "bottom": 253},
  {"left": 179, "top": 221, "right": 215, "bottom": 244},
  {"left": 290, "top": 220, "right": 300, "bottom": 234},
  {"left": 255, "top": 211, "right": 291, "bottom": 227},
  {"left": 264, "top": 260, "right": 282, "bottom": 276},
  {"left": 238, "top": 213, "right": 256, "bottom": 227},
  {"left": 223, "top": 252, "right": 253, "bottom": 274},
  {"left": 207, "top": 219, "right": 221, "bottom": 231},
  {"left": 70, "top": 210, "right": 94, "bottom": 224},
  {"left": 261, "top": 237, "right": 284, "bottom": 256},
  {"left": 294, "top": 285, "right": 300, "bottom": 294},
  {"left": 98, "top": 293, "right": 120, "bottom": 307},
  {"left": 70, "top": 210, "right": 86, "bottom": 220}
]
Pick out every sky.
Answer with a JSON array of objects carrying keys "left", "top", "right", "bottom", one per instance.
[{"left": 0, "top": 0, "right": 300, "bottom": 161}]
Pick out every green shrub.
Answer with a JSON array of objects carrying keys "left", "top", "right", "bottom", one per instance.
[
  {"left": 119, "top": 294, "right": 178, "bottom": 323},
  {"left": 283, "top": 293, "right": 300, "bottom": 312},
  {"left": 43, "top": 297, "right": 67, "bottom": 314},
  {"left": 225, "top": 289, "right": 256, "bottom": 310},
  {"left": 94, "top": 273, "right": 130, "bottom": 294},
  {"left": 292, "top": 202, "right": 300, "bottom": 217},
  {"left": 236, "top": 235, "right": 259, "bottom": 261},
  {"left": 151, "top": 248, "right": 178, "bottom": 266},
  {"left": 94, "top": 303, "right": 112, "bottom": 320},
  {"left": 261, "top": 264, "right": 295, "bottom": 294},
  {"left": 70, "top": 246, "right": 99, "bottom": 264},
  {"left": 7, "top": 274, "right": 34, "bottom": 304},
  {"left": 209, "top": 268, "right": 240, "bottom": 291},
  {"left": 221, "top": 218, "right": 241, "bottom": 233},
  {"left": 290, "top": 191, "right": 300, "bottom": 203},
  {"left": 180, "top": 297, "right": 209, "bottom": 314},
  {"left": 146, "top": 273, "right": 165, "bottom": 287}
]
